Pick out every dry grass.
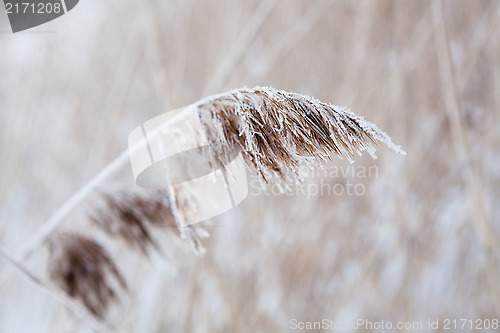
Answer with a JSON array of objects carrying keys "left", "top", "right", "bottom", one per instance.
[
  {"left": 47, "top": 233, "right": 127, "bottom": 319},
  {"left": 10, "top": 86, "right": 401, "bottom": 319},
  {"left": 91, "top": 189, "right": 176, "bottom": 256},
  {"left": 197, "top": 86, "right": 404, "bottom": 184},
  {"left": 0, "top": 0, "right": 499, "bottom": 332}
]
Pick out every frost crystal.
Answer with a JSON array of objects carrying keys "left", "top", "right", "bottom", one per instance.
[{"left": 195, "top": 86, "right": 405, "bottom": 184}]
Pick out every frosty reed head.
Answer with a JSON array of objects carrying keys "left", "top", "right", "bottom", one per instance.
[
  {"left": 196, "top": 86, "right": 405, "bottom": 184},
  {"left": 45, "top": 86, "right": 404, "bottom": 320}
]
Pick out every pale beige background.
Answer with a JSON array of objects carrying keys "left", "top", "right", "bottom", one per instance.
[{"left": 1, "top": 0, "right": 499, "bottom": 332}]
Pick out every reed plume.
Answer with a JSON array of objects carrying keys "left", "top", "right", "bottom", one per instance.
[
  {"left": 11, "top": 87, "right": 404, "bottom": 321},
  {"left": 47, "top": 233, "right": 127, "bottom": 319},
  {"left": 90, "top": 189, "right": 176, "bottom": 256},
  {"left": 196, "top": 86, "right": 405, "bottom": 184},
  {"left": 90, "top": 188, "right": 209, "bottom": 256}
]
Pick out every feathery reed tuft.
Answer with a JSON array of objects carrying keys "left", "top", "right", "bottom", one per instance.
[
  {"left": 47, "top": 233, "right": 127, "bottom": 319},
  {"left": 40, "top": 86, "right": 402, "bottom": 321},
  {"left": 91, "top": 189, "right": 176, "bottom": 255},
  {"left": 90, "top": 188, "right": 209, "bottom": 256},
  {"left": 196, "top": 86, "right": 405, "bottom": 184}
]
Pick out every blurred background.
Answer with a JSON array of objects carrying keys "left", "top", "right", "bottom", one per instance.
[{"left": 1, "top": 0, "right": 499, "bottom": 332}]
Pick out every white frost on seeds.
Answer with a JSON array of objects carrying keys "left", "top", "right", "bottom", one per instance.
[{"left": 196, "top": 86, "right": 405, "bottom": 186}]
